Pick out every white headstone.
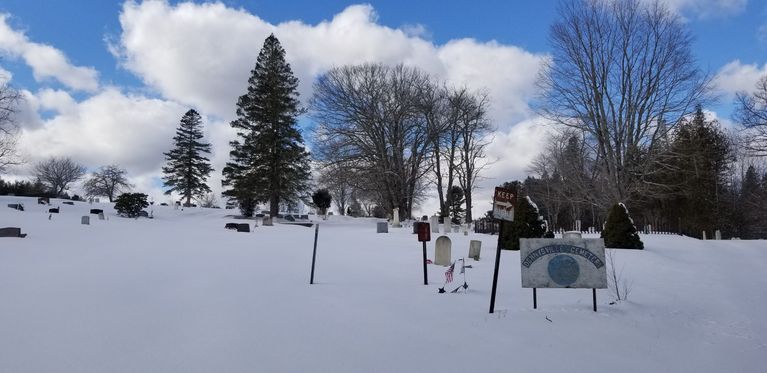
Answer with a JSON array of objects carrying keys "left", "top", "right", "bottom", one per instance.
[
  {"left": 392, "top": 208, "right": 401, "bottom": 228},
  {"left": 443, "top": 220, "right": 450, "bottom": 234},
  {"left": 430, "top": 216, "right": 440, "bottom": 233},
  {"left": 468, "top": 240, "right": 481, "bottom": 261},
  {"left": 377, "top": 221, "right": 388, "bottom": 233},
  {"left": 702, "top": 230, "right": 707, "bottom": 240},
  {"left": 434, "top": 236, "right": 452, "bottom": 266},
  {"left": 81, "top": 216, "right": 90, "bottom": 225},
  {"left": 715, "top": 230, "right": 721, "bottom": 240}
]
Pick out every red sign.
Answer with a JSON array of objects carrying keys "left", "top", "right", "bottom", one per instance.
[
  {"left": 417, "top": 222, "right": 431, "bottom": 242},
  {"left": 493, "top": 187, "right": 516, "bottom": 221}
]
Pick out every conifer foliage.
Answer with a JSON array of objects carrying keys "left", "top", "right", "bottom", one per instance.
[
  {"left": 162, "top": 109, "right": 214, "bottom": 206},
  {"left": 498, "top": 181, "right": 546, "bottom": 250},
  {"left": 601, "top": 203, "right": 644, "bottom": 250},
  {"left": 222, "top": 34, "right": 311, "bottom": 217}
]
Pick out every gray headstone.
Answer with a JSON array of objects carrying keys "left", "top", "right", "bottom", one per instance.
[
  {"left": 443, "top": 220, "right": 450, "bottom": 234},
  {"left": 236, "top": 223, "right": 250, "bottom": 232},
  {"left": 434, "top": 236, "right": 452, "bottom": 266},
  {"left": 563, "top": 231, "right": 582, "bottom": 240},
  {"left": 377, "top": 221, "right": 388, "bottom": 233},
  {"left": 0, "top": 227, "right": 23, "bottom": 238},
  {"left": 262, "top": 217, "right": 273, "bottom": 226},
  {"left": 98, "top": 212, "right": 105, "bottom": 220},
  {"left": 715, "top": 230, "right": 721, "bottom": 240},
  {"left": 81, "top": 216, "right": 90, "bottom": 225},
  {"left": 430, "top": 216, "right": 440, "bottom": 233},
  {"left": 468, "top": 240, "right": 481, "bottom": 261}
]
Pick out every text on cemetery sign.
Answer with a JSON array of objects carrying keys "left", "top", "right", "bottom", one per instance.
[{"left": 522, "top": 244, "right": 605, "bottom": 269}]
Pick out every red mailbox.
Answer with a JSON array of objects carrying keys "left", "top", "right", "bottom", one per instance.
[{"left": 417, "top": 222, "right": 431, "bottom": 242}]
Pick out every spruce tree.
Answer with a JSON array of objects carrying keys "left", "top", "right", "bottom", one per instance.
[
  {"left": 601, "top": 203, "right": 644, "bottom": 249},
  {"left": 162, "top": 109, "right": 213, "bottom": 206},
  {"left": 222, "top": 34, "right": 311, "bottom": 217},
  {"left": 498, "top": 181, "right": 546, "bottom": 250}
]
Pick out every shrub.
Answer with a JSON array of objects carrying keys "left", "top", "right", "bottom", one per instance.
[
  {"left": 114, "top": 193, "right": 149, "bottom": 218},
  {"left": 500, "top": 195, "right": 546, "bottom": 250},
  {"left": 311, "top": 189, "right": 332, "bottom": 215},
  {"left": 601, "top": 203, "right": 644, "bottom": 249}
]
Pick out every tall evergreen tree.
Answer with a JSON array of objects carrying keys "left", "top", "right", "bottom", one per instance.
[
  {"left": 448, "top": 185, "right": 465, "bottom": 224},
  {"left": 162, "top": 109, "right": 213, "bottom": 206},
  {"left": 222, "top": 34, "right": 311, "bottom": 217}
]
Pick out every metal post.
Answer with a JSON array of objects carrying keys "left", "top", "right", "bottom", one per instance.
[
  {"left": 422, "top": 241, "right": 428, "bottom": 285},
  {"left": 592, "top": 288, "right": 597, "bottom": 312},
  {"left": 310, "top": 224, "right": 319, "bottom": 284},
  {"left": 533, "top": 288, "right": 537, "bottom": 309},
  {"left": 489, "top": 223, "right": 503, "bottom": 313}
]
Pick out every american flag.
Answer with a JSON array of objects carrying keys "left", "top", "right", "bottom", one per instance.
[{"left": 445, "top": 262, "right": 455, "bottom": 283}]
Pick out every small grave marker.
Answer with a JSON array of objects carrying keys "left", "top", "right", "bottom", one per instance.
[
  {"left": 377, "top": 221, "right": 388, "bottom": 233},
  {"left": 81, "top": 216, "right": 90, "bottom": 225},
  {"left": 469, "top": 240, "right": 481, "bottom": 260},
  {"left": 434, "top": 236, "right": 452, "bottom": 266}
]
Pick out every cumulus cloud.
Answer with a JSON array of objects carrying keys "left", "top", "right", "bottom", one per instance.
[
  {"left": 713, "top": 60, "right": 767, "bottom": 98},
  {"left": 0, "top": 14, "right": 100, "bottom": 92},
  {"left": 111, "top": 2, "right": 546, "bottom": 126}
]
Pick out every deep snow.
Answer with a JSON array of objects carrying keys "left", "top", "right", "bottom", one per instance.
[{"left": 0, "top": 196, "right": 765, "bottom": 372}]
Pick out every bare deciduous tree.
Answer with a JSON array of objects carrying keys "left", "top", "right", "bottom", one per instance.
[
  {"left": 311, "top": 64, "right": 434, "bottom": 219},
  {"left": 0, "top": 76, "right": 22, "bottom": 173},
  {"left": 538, "top": 0, "right": 710, "bottom": 205},
  {"left": 455, "top": 90, "right": 493, "bottom": 222},
  {"left": 734, "top": 75, "right": 767, "bottom": 156},
  {"left": 83, "top": 165, "right": 133, "bottom": 202},
  {"left": 34, "top": 157, "right": 86, "bottom": 197}
]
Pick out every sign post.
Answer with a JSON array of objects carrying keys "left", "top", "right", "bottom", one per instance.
[
  {"left": 489, "top": 187, "right": 516, "bottom": 314},
  {"left": 310, "top": 224, "right": 319, "bottom": 284},
  {"left": 417, "top": 222, "right": 431, "bottom": 285}
]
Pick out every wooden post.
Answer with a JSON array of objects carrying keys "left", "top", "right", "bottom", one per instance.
[
  {"left": 422, "top": 241, "right": 428, "bottom": 285},
  {"left": 489, "top": 224, "right": 503, "bottom": 313},
  {"left": 310, "top": 224, "right": 319, "bottom": 284},
  {"left": 533, "top": 288, "right": 537, "bottom": 309},
  {"left": 592, "top": 288, "right": 597, "bottom": 312}
]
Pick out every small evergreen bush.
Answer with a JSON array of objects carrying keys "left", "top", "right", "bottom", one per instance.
[
  {"left": 601, "top": 203, "right": 644, "bottom": 249},
  {"left": 114, "top": 193, "right": 149, "bottom": 218}
]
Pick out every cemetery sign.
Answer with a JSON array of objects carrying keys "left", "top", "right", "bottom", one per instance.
[
  {"left": 493, "top": 187, "right": 515, "bottom": 222},
  {"left": 520, "top": 238, "right": 607, "bottom": 289}
]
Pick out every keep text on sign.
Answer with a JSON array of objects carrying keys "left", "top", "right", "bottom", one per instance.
[{"left": 493, "top": 187, "right": 516, "bottom": 222}]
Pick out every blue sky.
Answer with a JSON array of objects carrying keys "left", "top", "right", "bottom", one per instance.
[{"left": 0, "top": 0, "right": 766, "bottom": 212}]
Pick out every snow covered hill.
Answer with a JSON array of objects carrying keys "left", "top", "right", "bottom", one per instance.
[{"left": 1, "top": 196, "right": 765, "bottom": 372}]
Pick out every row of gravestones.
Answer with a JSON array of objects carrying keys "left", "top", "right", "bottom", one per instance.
[
  {"left": 376, "top": 220, "right": 471, "bottom": 235},
  {"left": 434, "top": 236, "right": 482, "bottom": 266},
  {"left": 224, "top": 216, "right": 275, "bottom": 233}
]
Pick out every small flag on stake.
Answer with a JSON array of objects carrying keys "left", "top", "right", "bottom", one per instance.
[{"left": 445, "top": 262, "right": 455, "bottom": 283}]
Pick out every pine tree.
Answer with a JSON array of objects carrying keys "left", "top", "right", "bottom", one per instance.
[
  {"left": 448, "top": 185, "right": 465, "bottom": 224},
  {"left": 162, "top": 109, "right": 213, "bottom": 206},
  {"left": 601, "top": 203, "right": 643, "bottom": 249},
  {"left": 222, "top": 34, "right": 311, "bottom": 217}
]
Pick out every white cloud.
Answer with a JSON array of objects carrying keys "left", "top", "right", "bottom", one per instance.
[
  {"left": 112, "top": 2, "right": 547, "bottom": 126},
  {"left": 0, "top": 14, "right": 100, "bottom": 92},
  {"left": 655, "top": 0, "right": 748, "bottom": 18},
  {"left": 713, "top": 60, "right": 767, "bottom": 98}
]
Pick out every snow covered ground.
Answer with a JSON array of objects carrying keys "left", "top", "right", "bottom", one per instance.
[{"left": 1, "top": 196, "right": 765, "bottom": 372}]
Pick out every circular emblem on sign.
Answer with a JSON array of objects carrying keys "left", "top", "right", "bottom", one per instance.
[{"left": 547, "top": 255, "right": 580, "bottom": 286}]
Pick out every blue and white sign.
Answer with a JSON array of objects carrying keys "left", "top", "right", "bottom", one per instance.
[{"left": 519, "top": 238, "right": 607, "bottom": 289}]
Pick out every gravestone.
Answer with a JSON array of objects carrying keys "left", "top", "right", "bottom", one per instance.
[
  {"left": 434, "top": 236, "right": 452, "bottom": 266},
  {"left": 715, "top": 230, "right": 721, "bottom": 240},
  {"left": 236, "top": 223, "right": 250, "bottom": 232},
  {"left": 48, "top": 208, "right": 59, "bottom": 214},
  {"left": 702, "top": 231, "right": 707, "bottom": 240},
  {"left": 81, "top": 216, "right": 90, "bottom": 225},
  {"left": 98, "top": 212, "right": 105, "bottom": 220},
  {"left": 468, "top": 240, "right": 481, "bottom": 261},
  {"left": 563, "top": 231, "right": 582, "bottom": 240},
  {"left": 225, "top": 223, "right": 239, "bottom": 230},
  {"left": 262, "top": 217, "right": 273, "bottom": 226},
  {"left": 38, "top": 197, "right": 49, "bottom": 205},
  {"left": 462, "top": 224, "right": 469, "bottom": 236},
  {"left": 443, "top": 220, "right": 450, "bottom": 234},
  {"left": 377, "top": 221, "right": 388, "bottom": 233},
  {"left": 430, "top": 216, "right": 440, "bottom": 233},
  {"left": 0, "top": 227, "right": 26, "bottom": 238},
  {"left": 63, "top": 201, "right": 74, "bottom": 205},
  {"left": 7, "top": 203, "right": 23, "bottom": 211},
  {"left": 575, "top": 220, "right": 582, "bottom": 232},
  {"left": 392, "top": 208, "right": 401, "bottom": 228},
  {"left": 452, "top": 225, "right": 459, "bottom": 233},
  {"left": 90, "top": 209, "right": 103, "bottom": 215}
]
